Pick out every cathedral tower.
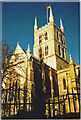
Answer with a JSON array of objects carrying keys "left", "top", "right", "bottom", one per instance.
[{"left": 33, "top": 7, "right": 69, "bottom": 70}]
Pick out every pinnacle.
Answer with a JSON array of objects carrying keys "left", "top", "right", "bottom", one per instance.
[
  {"left": 34, "top": 17, "right": 38, "bottom": 29},
  {"left": 27, "top": 44, "right": 31, "bottom": 53},
  {"left": 49, "top": 6, "right": 54, "bottom": 23},
  {"left": 69, "top": 54, "right": 75, "bottom": 65},
  {"left": 60, "top": 17, "right": 64, "bottom": 32},
  {"left": 70, "top": 54, "right": 72, "bottom": 59}
]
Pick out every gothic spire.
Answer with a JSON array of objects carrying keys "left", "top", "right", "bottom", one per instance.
[
  {"left": 27, "top": 44, "right": 31, "bottom": 59},
  {"left": 69, "top": 54, "right": 75, "bottom": 65},
  {"left": 34, "top": 17, "right": 38, "bottom": 30},
  {"left": 60, "top": 17, "right": 64, "bottom": 32},
  {"left": 49, "top": 6, "right": 54, "bottom": 23},
  {"left": 27, "top": 44, "right": 31, "bottom": 53}
]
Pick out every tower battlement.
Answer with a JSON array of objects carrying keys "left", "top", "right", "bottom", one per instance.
[{"left": 33, "top": 6, "right": 69, "bottom": 70}]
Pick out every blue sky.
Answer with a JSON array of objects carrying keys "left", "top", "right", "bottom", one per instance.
[{"left": 2, "top": 2, "right": 80, "bottom": 65}]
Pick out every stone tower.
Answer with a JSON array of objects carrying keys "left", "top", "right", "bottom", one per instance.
[{"left": 33, "top": 7, "right": 69, "bottom": 70}]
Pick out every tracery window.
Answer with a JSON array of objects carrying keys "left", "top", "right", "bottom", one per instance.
[
  {"left": 60, "top": 34, "right": 62, "bottom": 41},
  {"left": 63, "top": 78, "right": 66, "bottom": 89},
  {"left": 39, "top": 35, "right": 42, "bottom": 44},
  {"left": 61, "top": 37, "right": 65, "bottom": 45},
  {"left": 45, "top": 45, "right": 48, "bottom": 56},
  {"left": 57, "top": 31, "right": 59, "bottom": 40},
  {"left": 39, "top": 47, "right": 42, "bottom": 58},
  {"left": 58, "top": 45, "right": 61, "bottom": 56},
  {"left": 45, "top": 32, "right": 48, "bottom": 40},
  {"left": 60, "top": 34, "right": 63, "bottom": 44},
  {"left": 62, "top": 48, "right": 64, "bottom": 58}
]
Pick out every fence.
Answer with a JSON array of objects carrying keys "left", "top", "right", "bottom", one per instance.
[
  {"left": 1, "top": 80, "right": 34, "bottom": 118},
  {"left": 1, "top": 78, "right": 80, "bottom": 118},
  {"left": 45, "top": 81, "right": 80, "bottom": 118}
]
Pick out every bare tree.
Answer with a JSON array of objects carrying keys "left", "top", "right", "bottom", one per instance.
[
  {"left": 1, "top": 40, "right": 13, "bottom": 82},
  {"left": 1, "top": 41, "right": 33, "bottom": 117}
]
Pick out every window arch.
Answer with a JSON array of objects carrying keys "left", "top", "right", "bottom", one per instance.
[
  {"left": 58, "top": 45, "right": 61, "bottom": 56},
  {"left": 39, "top": 35, "right": 42, "bottom": 44},
  {"left": 45, "top": 45, "right": 48, "bottom": 56},
  {"left": 63, "top": 78, "right": 66, "bottom": 89},
  {"left": 45, "top": 32, "right": 48, "bottom": 40},
  {"left": 60, "top": 34, "right": 62, "bottom": 41},
  {"left": 57, "top": 31, "right": 59, "bottom": 40},
  {"left": 45, "top": 32, "right": 47, "bottom": 36},
  {"left": 62, "top": 48, "right": 64, "bottom": 58},
  {"left": 39, "top": 47, "right": 42, "bottom": 58}
]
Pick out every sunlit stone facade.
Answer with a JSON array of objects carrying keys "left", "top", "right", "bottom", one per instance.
[{"left": 1, "top": 6, "right": 80, "bottom": 118}]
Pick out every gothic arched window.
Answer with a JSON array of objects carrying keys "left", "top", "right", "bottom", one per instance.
[
  {"left": 60, "top": 34, "right": 63, "bottom": 44},
  {"left": 45, "top": 45, "right": 48, "bottom": 56},
  {"left": 39, "top": 47, "right": 42, "bottom": 58},
  {"left": 62, "top": 48, "right": 64, "bottom": 58},
  {"left": 58, "top": 45, "right": 61, "bottom": 56},
  {"left": 60, "top": 34, "right": 62, "bottom": 41},
  {"left": 63, "top": 78, "right": 66, "bottom": 89},
  {"left": 57, "top": 31, "right": 59, "bottom": 40},
  {"left": 39, "top": 35, "right": 42, "bottom": 44},
  {"left": 45, "top": 32, "right": 48, "bottom": 40}
]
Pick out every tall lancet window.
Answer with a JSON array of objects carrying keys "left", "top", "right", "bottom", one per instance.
[
  {"left": 63, "top": 78, "right": 66, "bottom": 89},
  {"left": 57, "top": 31, "right": 59, "bottom": 40},
  {"left": 39, "top": 35, "right": 42, "bottom": 44},
  {"left": 45, "top": 45, "right": 48, "bottom": 56},
  {"left": 62, "top": 48, "right": 64, "bottom": 58},
  {"left": 60, "top": 34, "right": 62, "bottom": 41},
  {"left": 45, "top": 32, "right": 48, "bottom": 40},
  {"left": 58, "top": 45, "right": 61, "bottom": 56},
  {"left": 39, "top": 47, "right": 42, "bottom": 58}
]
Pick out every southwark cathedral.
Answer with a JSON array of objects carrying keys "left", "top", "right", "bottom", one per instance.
[{"left": 1, "top": 7, "right": 80, "bottom": 119}]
